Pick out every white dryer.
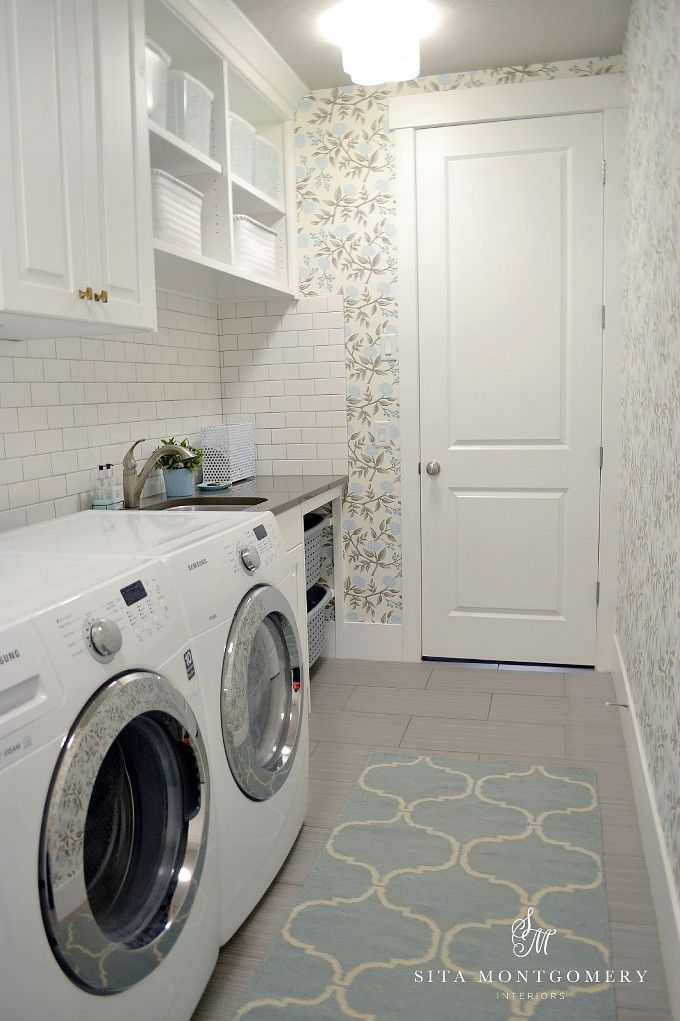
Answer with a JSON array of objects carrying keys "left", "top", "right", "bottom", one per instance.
[
  {"left": 163, "top": 511, "right": 308, "bottom": 944},
  {"left": 0, "top": 552, "right": 219, "bottom": 1020}
]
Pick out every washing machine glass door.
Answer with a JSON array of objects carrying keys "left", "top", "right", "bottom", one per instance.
[
  {"left": 221, "top": 584, "right": 303, "bottom": 801},
  {"left": 39, "top": 671, "right": 210, "bottom": 995}
]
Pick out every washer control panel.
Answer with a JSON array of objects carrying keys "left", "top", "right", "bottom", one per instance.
[{"left": 49, "top": 572, "right": 175, "bottom": 665}]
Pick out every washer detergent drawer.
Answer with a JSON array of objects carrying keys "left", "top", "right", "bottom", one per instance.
[{"left": 0, "top": 620, "right": 63, "bottom": 753}]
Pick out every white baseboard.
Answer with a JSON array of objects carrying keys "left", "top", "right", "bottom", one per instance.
[
  {"left": 612, "top": 634, "right": 680, "bottom": 1020},
  {"left": 340, "top": 622, "right": 403, "bottom": 661}
]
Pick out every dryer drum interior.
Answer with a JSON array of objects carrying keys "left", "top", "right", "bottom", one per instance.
[
  {"left": 221, "top": 584, "right": 303, "bottom": 802},
  {"left": 39, "top": 671, "right": 210, "bottom": 995}
]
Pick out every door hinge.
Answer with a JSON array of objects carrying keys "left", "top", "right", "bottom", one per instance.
[
  {"left": 596, "top": 581, "right": 601, "bottom": 605},
  {"left": 601, "top": 159, "right": 607, "bottom": 184},
  {"left": 418, "top": 462, "right": 421, "bottom": 475},
  {"left": 601, "top": 305, "right": 606, "bottom": 329},
  {"left": 599, "top": 445, "right": 604, "bottom": 469}
]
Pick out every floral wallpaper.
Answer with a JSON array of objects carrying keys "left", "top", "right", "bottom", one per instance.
[
  {"left": 295, "top": 55, "right": 624, "bottom": 624},
  {"left": 618, "top": 0, "right": 680, "bottom": 897}
]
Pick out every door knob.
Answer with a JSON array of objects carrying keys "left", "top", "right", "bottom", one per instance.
[
  {"left": 78, "top": 286, "right": 93, "bottom": 300},
  {"left": 94, "top": 289, "right": 108, "bottom": 303},
  {"left": 425, "top": 461, "right": 441, "bottom": 477}
]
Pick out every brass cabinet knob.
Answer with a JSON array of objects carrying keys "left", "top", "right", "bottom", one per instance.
[
  {"left": 78, "top": 286, "right": 93, "bottom": 300},
  {"left": 94, "top": 289, "right": 108, "bottom": 303}
]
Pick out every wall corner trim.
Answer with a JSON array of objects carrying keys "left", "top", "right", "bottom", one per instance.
[
  {"left": 342, "top": 622, "right": 404, "bottom": 662},
  {"left": 612, "top": 634, "right": 680, "bottom": 1020}
]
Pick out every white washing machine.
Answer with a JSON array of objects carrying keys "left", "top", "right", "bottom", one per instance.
[
  {"left": 0, "top": 551, "right": 220, "bottom": 1020},
  {"left": 0, "top": 509, "right": 309, "bottom": 945}
]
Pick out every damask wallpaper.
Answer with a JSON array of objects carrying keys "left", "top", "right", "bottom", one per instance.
[
  {"left": 618, "top": 0, "right": 680, "bottom": 896},
  {"left": 294, "top": 55, "right": 624, "bottom": 624}
]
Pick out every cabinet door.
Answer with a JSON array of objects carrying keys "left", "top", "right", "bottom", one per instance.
[
  {"left": 0, "top": 0, "right": 90, "bottom": 324},
  {"left": 78, "top": 0, "right": 156, "bottom": 331}
]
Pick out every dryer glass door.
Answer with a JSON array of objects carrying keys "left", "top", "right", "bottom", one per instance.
[
  {"left": 221, "top": 584, "right": 303, "bottom": 801},
  {"left": 39, "top": 672, "right": 210, "bottom": 995}
]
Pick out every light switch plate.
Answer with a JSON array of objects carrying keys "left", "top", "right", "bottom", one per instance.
[{"left": 375, "top": 421, "right": 390, "bottom": 446}]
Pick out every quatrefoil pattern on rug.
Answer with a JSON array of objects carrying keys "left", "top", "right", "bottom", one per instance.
[{"left": 234, "top": 753, "right": 616, "bottom": 1020}]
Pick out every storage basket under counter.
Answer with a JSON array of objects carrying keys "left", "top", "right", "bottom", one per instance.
[{"left": 303, "top": 512, "right": 333, "bottom": 667}]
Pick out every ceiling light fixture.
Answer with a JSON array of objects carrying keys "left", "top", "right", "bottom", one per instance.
[{"left": 318, "top": 0, "right": 440, "bottom": 87}]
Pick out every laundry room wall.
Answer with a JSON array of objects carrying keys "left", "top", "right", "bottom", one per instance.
[
  {"left": 0, "top": 291, "right": 223, "bottom": 531},
  {"left": 289, "top": 54, "right": 625, "bottom": 626},
  {"left": 617, "top": 0, "right": 680, "bottom": 900}
]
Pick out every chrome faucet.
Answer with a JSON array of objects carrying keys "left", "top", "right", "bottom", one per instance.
[{"left": 123, "top": 439, "right": 193, "bottom": 509}]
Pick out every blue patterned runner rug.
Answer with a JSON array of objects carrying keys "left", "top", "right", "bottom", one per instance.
[{"left": 233, "top": 753, "right": 618, "bottom": 1020}]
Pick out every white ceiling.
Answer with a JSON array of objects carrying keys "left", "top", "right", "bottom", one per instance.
[{"left": 232, "top": 0, "right": 629, "bottom": 91}]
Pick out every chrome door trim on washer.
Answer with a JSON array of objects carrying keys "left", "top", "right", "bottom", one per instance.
[
  {"left": 39, "top": 671, "right": 210, "bottom": 995},
  {"left": 221, "top": 585, "right": 302, "bottom": 802}
]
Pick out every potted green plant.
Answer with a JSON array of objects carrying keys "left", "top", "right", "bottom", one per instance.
[{"left": 157, "top": 437, "right": 204, "bottom": 499}]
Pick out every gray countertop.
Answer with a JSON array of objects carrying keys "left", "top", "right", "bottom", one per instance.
[{"left": 140, "top": 474, "right": 347, "bottom": 516}]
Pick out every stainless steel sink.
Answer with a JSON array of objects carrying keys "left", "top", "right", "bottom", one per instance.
[{"left": 151, "top": 496, "right": 268, "bottom": 511}]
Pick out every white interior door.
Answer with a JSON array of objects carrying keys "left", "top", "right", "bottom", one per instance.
[{"left": 417, "top": 113, "right": 603, "bottom": 665}]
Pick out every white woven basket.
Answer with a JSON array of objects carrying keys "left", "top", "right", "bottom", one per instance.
[
  {"left": 201, "top": 424, "right": 255, "bottom": 484},
  {"left": 151, "top": 169, "right": 202, "bottom": 252},
  {"left": 233, "top": 214, "right": 277, "bottom": 279}
]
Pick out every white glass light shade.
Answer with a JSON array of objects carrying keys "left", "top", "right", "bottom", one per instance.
[{"left": 318, "top": 0, "right": 439, "bottom": 86}]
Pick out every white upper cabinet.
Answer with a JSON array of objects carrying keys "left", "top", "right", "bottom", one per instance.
[
  {"left": 79, "top": 0, "right": 156, "bottom": 331},
  {"left": 0, "top": 0, "right": 156, "bottom": 339}
]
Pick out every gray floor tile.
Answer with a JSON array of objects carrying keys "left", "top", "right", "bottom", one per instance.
[
  {"left": 401, "top": 716, "right": 565, "bottom": 757},
  {"left": 565, "top": 671, "right": 616, "bottom": 699},
  {"left": 310, "top": 677, "right": 356, "bottom": 710},
  {"left": 192, "top": 951, "right": 262, "bottom": 1021},
  {"left": 276, "top": 824, "right": 329, "bottom": 886},
  {"left": 611, "top": 922, "right": 671, "bottom": 1013},
  {"left": 604, "top": 855, "right": 657, "bottom": 926},
  {"left": 427, "top": 665, "right": 566, "bottom": 696},
  {"left": 345, "top": 685, "right": 491, "bottom": 720},
  {"left": 490, "top": 692, "right": 622, "bottom": 726},
  {"left": 306, "top": 777, "right": 355, "bottom": 828},
  {"left": 567, "top": 724, "right": 629, "bottom": 764},
  {"left": 227, "top": 880, "right": 300, "bottom": 960},
  {"left": 313, "top": 657, "right": 432, "bottom": 688},
  {"left": 309, "top": 708, "right": 410, "bottom": 746},
  {"left": 309, "top": 741, "right": 408, "bottom": 782},
  {"left": 601, "top": 802, "right": 646, "bottom": 857}
]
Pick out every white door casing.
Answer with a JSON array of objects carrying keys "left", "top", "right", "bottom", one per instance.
[{"left": 417, "top": 113, "right": 604, "bottom": 665}]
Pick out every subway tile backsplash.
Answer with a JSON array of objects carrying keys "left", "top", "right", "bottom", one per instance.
[
  {"left": 218, "top": 295, "right": 348, "bottom": 477},
  {"left": 0, "top": 291, "right": 348, "bottom": 532},
  {"left": 0, "top": 290, "right": 222, "bottom": 532}
]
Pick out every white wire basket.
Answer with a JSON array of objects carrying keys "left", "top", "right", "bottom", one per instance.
[
  {"left": 303, "top": 512, "right": 329, "bottom": 590},
  {"left": 253, "top": 135, "right": 280, "bottom": 200},
  {"left": 233, "top": 214, "right": 277, "bottom": 279},
  {"left": 166, "top": 70, "right": 214, "bottom": 157},
  {"left": 306, "top": 584, "right": 333, "bottom": 668},
  {"left": 229, "top": 112, "right": 256, "bottom": 183},
  {"left": 201, "top": 424, "right": 256, "bottom": 484},
  {"left": 151, "top": 169, "right": 202, "bottom": 252}
]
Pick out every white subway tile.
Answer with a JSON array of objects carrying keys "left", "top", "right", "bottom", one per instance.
[
  {"left": 314, "top": 345, "right": 345, "bottom": 362},
  {"left": 285, "top": 412, "right": 316, "bottom": 428},
  {"left": 0, "top": 409, "right": 18, "bottom": 432},
  {"left": 9, "top": 479, "right": 40, "bottom": 508},
  {"left": 4, "top": 432, "right": 36, "bottom": 458},
  {"left": 17, "top": 406, "right": 48, "bottom": 431},
  {"left": 317, "top": 443, "right": 347, "bottom": 459},
  {"left": 0, "top": 358, "right": 14, "bottom": 381},
  {"left": 56, "top": 337, "right": 82, "bottom": 360},
  {"left": 298, "top": 329, "right": 327, "bottom": 348},
  {"left": 253, "top": 380, "right": 284, "bottom": 397},
  {"left": 26, "top": 338, "right": 56, "bottom": 359},
  {"left": 302, "top": 459, "right": 333, "bottom": 474},
  {"left": 0, "top": 508, "right": 27, "bottom": 532},
  {"left": 23, "top": 454, "right": 52, "bottom": 480},
  {"left": 0, "top": 382, "right": 32, "bottom": 407},
  {"left": 34, "top": 430, "right": 64, "bottom": 454},
  {"left": 286, "top": 444, "right": 317, "bottom": 459},
  {"left": 272, "top": 459, "right": 302, "bottom": 475},
  {"left": 25, "top": 502, "right": 56, "bottom": 526},
  {"left": 313, "top": 311, "right": 344, "bottom": 330},
  {"left": 270, "top": 397, "right": 301, "bottom": 413},
  {"left": 0, "top": 458, "right": 24, "bottom": 484},
  {"left": 13, "top": 358, "right": 44, "bottom": 382},
  {"left": 284, "top": 380, "right": 315, "bottom": 397},
  {"left": 235, "top": 300, "right": 267, "bottom": 317},
  {"left": 296, "top": 296, "right": 328, "bottom": 313},
  {"left": 39, "top": 475, "right": 67, "bottom": 501},
  {"left": 270, "top": 427, "right": 301, "bottom": 444}
]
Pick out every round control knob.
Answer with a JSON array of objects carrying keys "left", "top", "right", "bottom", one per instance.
[
  {"left": 88, "top": 618, "right": 123, "bottom": 661},
  {"left": 240, "top": 544, "right": 261, "bottom": 573}
]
